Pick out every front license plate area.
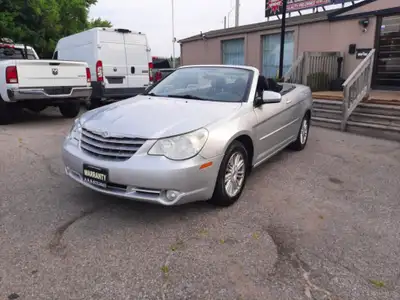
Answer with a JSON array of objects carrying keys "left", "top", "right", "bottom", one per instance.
[{"left": 82, "top": 164, "right": 108, "bottom": 188}]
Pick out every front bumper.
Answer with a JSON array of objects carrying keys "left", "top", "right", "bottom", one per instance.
[
  {"left": 62, "top": 138, "right": 223, "bottom": 206},
  {"left": 7, "top": 86, "right": 92, "bottom": 102}
]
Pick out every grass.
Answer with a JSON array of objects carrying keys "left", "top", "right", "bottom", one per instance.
[{"left": 369, "top": 279, "right": 385, "bottom": 288}]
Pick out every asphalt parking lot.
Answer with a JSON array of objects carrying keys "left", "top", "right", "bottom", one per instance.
[{"left": 1, "top": 108, "right": 399, "bottom": 300}]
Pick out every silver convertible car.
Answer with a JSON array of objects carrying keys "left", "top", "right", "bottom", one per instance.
[{"left": 62, "top": 65, "right": 312, "bottom": 206}]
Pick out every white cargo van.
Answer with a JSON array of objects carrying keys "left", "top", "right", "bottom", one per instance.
[{"left": 54, "top": 27, "right": 153, "bottom": 108}]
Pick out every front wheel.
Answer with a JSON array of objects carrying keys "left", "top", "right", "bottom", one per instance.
[
  {"left": 208, "top": 141, "right": 249, "bottom": 207},
  {"left": 289, "top": 114, "right": 310, "bottom": 151},
  {"left": 59, "top": 102, "right": 80, "bottom": 118}
]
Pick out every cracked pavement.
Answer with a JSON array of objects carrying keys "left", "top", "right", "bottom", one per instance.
[{"left": 0, "top": 108, "right": 399, "bottom": 300}]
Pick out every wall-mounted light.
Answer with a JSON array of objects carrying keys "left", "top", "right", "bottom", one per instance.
[{"left": 359, "top": 18, "right": 369, "bottom": 33}]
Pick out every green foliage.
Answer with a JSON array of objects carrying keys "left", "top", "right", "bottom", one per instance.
[
  {"left": 0, "top": 0, "right": 111, "bottom": 58},
  {"left": 88, "top": 17, "right": 112, "bottom": 29}
]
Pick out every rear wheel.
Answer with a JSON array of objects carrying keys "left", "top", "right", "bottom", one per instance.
[
  {"left": 289, "top": 113, "right": 310, "bottom": 151},
  {"left": 209, "top": 141, "right": 249, "bottom": 207},
  {"left": 89, "top": 98, "right": 102, "bottom": 110},
  {"left": 59, "top": 102, "right": 80, "bottom": 118},
  {"left": 0, "top": 99, "right": 19, "bottom": 125}
]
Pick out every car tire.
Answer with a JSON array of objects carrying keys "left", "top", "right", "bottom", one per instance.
[
  {"left": 0, "top": 98, "right": 19, "bottom": 125},
  {"left": 88, "top": 98, "right": 102, "bottom": 110},
  {"left": 59, "top": 102, "right": 80, "bottom": 118},
  {"left": 208, "top": 140, "right": 249, "bottom": 207},
  {"left": 289, "top": 113, "right": 310, "bottom": 151}
]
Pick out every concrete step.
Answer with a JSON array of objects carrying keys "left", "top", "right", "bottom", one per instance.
[
  {"left": 347, "top": 120, "right": 400, "bottom": 142},
  {"left": 312, "top": 108, "right": 342, "bottom": 120},
  {"left": 313, "top": 108, "right": 400, "bottom": 127},
  {"left": 312, "top": 99, "right": 342, "bottom": 111},
  {"left": 311, "top": 116, "right": 400, "bottom": 142},
  {"left": 349, "top": 112, "right": 400, "bottom": 127},
  {"left": 311, "top": 117, "right": 341, "bottom": 130},
  {"left": 313, "top": 99, "right": 400, "bottom": 117},
  {"left": 355, "top": 103, "right": 400, "bottom": 117}
]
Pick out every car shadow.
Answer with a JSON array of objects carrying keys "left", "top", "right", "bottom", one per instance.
[
  {"left": 69, "top": 185, "right": 219, "bottom": 224},
  {"left": 3, "top": 106, "right": 86, "bottom": 126},
  {"left": 68, "top": 150, "right": 292, "bottom": 227}
]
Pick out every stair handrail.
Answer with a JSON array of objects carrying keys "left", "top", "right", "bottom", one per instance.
[
  {"left": 283, "top": 53, "right": 305, "bottom": 83},
  {"left": 341, "top": 49, "right": 375, "bottom": 131}
]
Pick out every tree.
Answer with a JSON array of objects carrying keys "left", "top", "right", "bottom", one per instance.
[
  {"left": 87, "top": 17, "right": 112, "bottom": 29},
  {"left": 0, "top": 0, "right": 111, "bottom": 58}
]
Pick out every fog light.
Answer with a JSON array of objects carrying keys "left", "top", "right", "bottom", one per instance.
[{"left": 166, "top": 190, "right": 180, "bottom": 202}]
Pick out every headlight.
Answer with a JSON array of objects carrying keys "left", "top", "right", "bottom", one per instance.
[
  {"left": 148, "top": 128, "right": 208, "bottom": 160},
  {"left": 67, "top": 119, "right": 82, "bottom": 141}
]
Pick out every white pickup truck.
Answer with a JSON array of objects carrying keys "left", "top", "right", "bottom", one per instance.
[{"left": 0, "top": 38, "right": 92, "bottom": 124}]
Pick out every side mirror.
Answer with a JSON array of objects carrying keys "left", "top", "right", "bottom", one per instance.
[{"left": 262, "top": 91, "right": 281, "bottom": 103}]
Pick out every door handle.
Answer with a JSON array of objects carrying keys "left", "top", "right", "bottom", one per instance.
[
  {"left": 286, "top": 99, "right": 292, "bottom": 104},
  {"left": 131, "top": 66, "right": 135, "bottom": 74}
]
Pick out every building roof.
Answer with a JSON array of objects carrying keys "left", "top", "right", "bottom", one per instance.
[
  {"left": 179, "top": 10, "right": 334, "bottom": 43},
  {"left": 178, "top": 0, "right": 378, "bottom": 44}
]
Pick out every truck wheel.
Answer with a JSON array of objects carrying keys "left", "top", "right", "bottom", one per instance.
[
  {"left": 59, "top": 103, "right": 80, "bottom": 118},
  {"left": 89, "top": 98, "right": 101, "bottom": 110},
  {"left": 0, "top": 99, "right": 18, "bottom": 125}
]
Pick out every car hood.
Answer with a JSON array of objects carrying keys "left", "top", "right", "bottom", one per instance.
[{"left": 80, "top": 95, "right": 242, "bottom": 139}]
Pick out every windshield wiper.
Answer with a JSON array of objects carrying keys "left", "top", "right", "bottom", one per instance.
[
  {"left": 166, "top": 94, "right": 209, "bottom": 100},
  {"left": 143, "top": 92, "right": 160, "bottom": 96}
]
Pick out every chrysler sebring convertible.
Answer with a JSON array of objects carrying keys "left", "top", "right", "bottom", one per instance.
[{"left": 62, "top": 65, "right": 312, "bottom": 206}]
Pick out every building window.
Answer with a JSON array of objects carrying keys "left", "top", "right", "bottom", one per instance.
[
  {"left": 222, "top": 38, "right": 245, "bottom": 65},
  {"left": 261, "top": 32, "right": 294, "bottom": 78}
]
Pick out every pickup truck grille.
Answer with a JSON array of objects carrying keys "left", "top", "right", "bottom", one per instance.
[
  {"left": 44, "top": 87, "right": 72, "bottom": 95},
  {"left": 80, "top": 128, "right": 146, "bottom": 161}
]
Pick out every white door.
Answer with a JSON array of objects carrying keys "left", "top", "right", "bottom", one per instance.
[
  {"left": 124, "top": 33, "right": 150, "bottom": 89},
  {"left": 98, "top": 31, "right": 128, "bottom": 89}
]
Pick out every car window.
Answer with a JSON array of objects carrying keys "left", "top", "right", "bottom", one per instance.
[
  {"left": 0, "top": 48, "right": 36, "bottom": 60},
  {"left": 147, "top": 66, "right": 253, "bottom": 103}
]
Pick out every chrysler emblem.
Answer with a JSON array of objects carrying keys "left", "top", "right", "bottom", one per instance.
[
  {"left": 101, "top": 131, "right": 109, "bottom": 138},
  {"left": 52, "top": 68, "right": 58, "bottom": 75}
]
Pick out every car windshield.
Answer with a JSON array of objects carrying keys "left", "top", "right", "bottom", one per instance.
[{"left": 147, "top": 66, "right": 253, "bottom": 102}]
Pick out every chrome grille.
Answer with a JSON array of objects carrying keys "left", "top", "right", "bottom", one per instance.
[{"left": 80, "top": 128, "right": 146, "bottom": 161}]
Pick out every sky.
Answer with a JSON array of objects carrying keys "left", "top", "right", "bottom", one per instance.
[{"left": 89, "top": 0, "right": 364, "bottom": 58}]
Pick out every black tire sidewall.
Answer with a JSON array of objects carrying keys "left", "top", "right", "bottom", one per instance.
[
  {"left": 299, "top": 117, "right": 310, "bottom": 147},
  {"left": 59, "top": 102, "right": 80, "bottom": 118},
  {"left": 290, "top": 115, "right": 310, "bottom": 151},
  {"left": 0, "top": 99, "right": 19, "bottom": 125},
  {"left": 210, "top": 141, "right": 249, "bottom": 206}
]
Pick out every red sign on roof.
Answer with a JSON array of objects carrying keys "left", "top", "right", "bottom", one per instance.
[{"left": 265, "top": 0, "right": 352, "bottom": 17}]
